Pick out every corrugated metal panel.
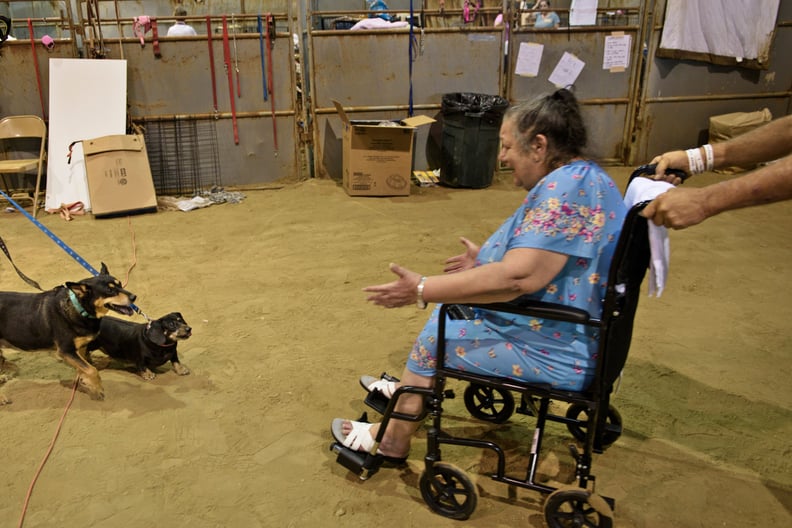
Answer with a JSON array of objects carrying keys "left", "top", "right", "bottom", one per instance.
[
  {"left": 508, "top": 20, "right": 644, "bottom": 164},
  {"left": 309, "top": 27, "right": 504, "bottom": 179},
  {"left": 0, "top": 41, "right": 73, "bottom": 117}
]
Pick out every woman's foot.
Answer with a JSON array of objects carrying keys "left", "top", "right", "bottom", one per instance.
[
  {"left": 360, "top": 374, "right": 398, "bottom": 398},
  {"left": 330, "top": 418, "right": 408, "bottom": 462}
]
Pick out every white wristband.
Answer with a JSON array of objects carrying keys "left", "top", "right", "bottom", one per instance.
[
  {"left": 685, "top": 148, "right": 705, "bottom": 174},
  {"left": 703, "top": 143, "right": 714, "bottom": 171},
  {"left": 416, "top": 276, "right": 427, "bottom": 310}
]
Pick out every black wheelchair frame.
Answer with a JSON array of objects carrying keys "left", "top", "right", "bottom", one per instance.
[{"left": 331, "top": 165, "right": 684, "bottom": 527}]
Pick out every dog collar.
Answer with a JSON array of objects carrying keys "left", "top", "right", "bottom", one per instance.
[{"left": 67, "top": 288, "right": 96, "bottom": 319}]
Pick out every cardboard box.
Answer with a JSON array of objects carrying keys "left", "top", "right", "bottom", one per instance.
[
  {"left": 82, "top": 134, "right": 158, "bottom": 217},
  {"left": 709, "top": 109, "right": 772, "bottom": 174},
  {"left": 333, "top": 100, "right": 434, "bottom": 196}
]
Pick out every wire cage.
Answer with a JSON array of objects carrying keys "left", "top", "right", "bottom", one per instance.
[{"left": 142, "top": 118, "right": 221, "bottom": 197}]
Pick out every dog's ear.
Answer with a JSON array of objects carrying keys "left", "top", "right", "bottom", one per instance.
[
  {"left": 99, "top": 262, "right": 109, "bottom": 275},
  {"left": 65, "top": 282, "right": 90, "bottom": 298},
  {"left": 147, "top": 321, "right": 168, "bottom": 346}
]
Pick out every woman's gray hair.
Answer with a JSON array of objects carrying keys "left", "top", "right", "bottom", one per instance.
[{"left": 503, "top": 88, "right": 587, "bottom": 168}]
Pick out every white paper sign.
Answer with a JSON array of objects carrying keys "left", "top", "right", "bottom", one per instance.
[
  {"left": 603, "top": 34, "right": 631, "bottom": 70},
  {"left": 515, "top": 42, "right": 544, "bottom": 77},
  {"left": 548, "top": 52, "right": 585, "bottom": 87},
  {"left": 570, "top": 0, "right": 598, "bottom": 26}
]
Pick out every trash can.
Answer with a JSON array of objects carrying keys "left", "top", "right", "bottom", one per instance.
[{"left": 439, "top": 92, "right": 509, "bottom": 188}]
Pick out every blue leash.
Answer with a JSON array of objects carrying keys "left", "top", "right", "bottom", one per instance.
[
  {"left": 257, "top": 15, "right": 269, "bottom": 102},
  {"left": 408, "top": 0, "right": 414, "bottom": 117},
  {"left": 0, "top": 190, "right": 98, "bottom": 275},
  {"left": 0, "top": 189, "right": 143, "bottom": 315}
]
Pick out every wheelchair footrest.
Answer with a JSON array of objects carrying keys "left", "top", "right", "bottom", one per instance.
[
  {"left": 330, "top": 442, "right": 398, "bottom": 480},
  {"left": 364, "top": 390, "right": 389, "bottom": 415}
]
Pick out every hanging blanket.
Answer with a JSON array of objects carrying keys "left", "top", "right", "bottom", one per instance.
[{"left": 658, "top": 0, "right": 780, "bottom": 68}]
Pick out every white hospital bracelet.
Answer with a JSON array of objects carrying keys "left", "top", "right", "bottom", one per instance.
[
  {"left": 703, "top": 143, "right": 714, "bottom": 171},
  {"left": 685, "top": 147, "right": 704, "bottom": 174},
  {"left": 416, "top": 276, "right": 428, "bottom": 309}
]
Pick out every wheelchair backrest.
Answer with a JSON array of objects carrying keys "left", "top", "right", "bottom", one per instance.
[{"left": 595, "top": 202, "right": 651, "bottom": 392}]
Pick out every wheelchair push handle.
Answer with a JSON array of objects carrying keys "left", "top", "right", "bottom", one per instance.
[{"left": 629, "top": 163, "right": 688, "bottom": 184}]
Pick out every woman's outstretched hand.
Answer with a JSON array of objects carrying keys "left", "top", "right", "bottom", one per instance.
[
  {"left": 363, "top": 263, "right": 423, "bottom": 308},
  {"left": 443, "top": 237, "right": 480, "bottom": 273}
]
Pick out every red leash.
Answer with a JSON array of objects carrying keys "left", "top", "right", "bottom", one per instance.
[
  {"left": 27, "top": 19, "right": 47, "bottom": 119},
  {"left": 265, "top": 14, "right": 278, "bottom": 154},
  {"left": 221, "top": 16, "right": 239, "bottom": 144},
  {"left": 151, "top": 17, "right": 161, "bottom": 58},
  {"left": 206, "top": 16, "right": 218, "bottom": 114}
]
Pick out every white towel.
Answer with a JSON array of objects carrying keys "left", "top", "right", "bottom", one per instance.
[
  {"left": 623, "top": 177, "right": 674, "bottom": 297},
  {"left": 350, "top": 18, "right": 410, "bottom": 30}
]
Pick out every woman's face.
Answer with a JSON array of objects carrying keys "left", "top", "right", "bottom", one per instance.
[{"left": 498, "top": 118, "right": 549, "bottom": 191}]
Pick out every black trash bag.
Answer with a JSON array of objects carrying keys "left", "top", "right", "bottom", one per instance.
[
  {"left": 438, "top": 93, "right": 509, "bottom": 189},
  {"left": 441, "top": 92, "right": 509, "bottom": 125}
]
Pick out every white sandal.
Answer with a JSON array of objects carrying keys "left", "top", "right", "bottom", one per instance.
[
  {"left": 359, "top": 374, "right": 397, "bottom": 398},
  {"left": 330, "top": 418, "right": 408, "bottom": 464}
]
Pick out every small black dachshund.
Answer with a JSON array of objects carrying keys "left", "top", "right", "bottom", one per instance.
[{"left": 88, "top": 312, "right": 192, "bottom": 380}]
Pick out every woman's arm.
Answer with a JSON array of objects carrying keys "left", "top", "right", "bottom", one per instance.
[{"left": 363, "top": 248, "right": 568, "bottom": 308}]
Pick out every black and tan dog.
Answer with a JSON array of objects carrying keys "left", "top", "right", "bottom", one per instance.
[
  {"left": 0, "top": 263, "right": 136, "bottom": 400},
  {"left": 87, "top": 312, "right": 192, "bottom": 380}
]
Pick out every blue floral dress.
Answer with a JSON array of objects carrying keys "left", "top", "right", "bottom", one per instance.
[{"left": 406, "top": 160, "right": 627, "bottom": 391}]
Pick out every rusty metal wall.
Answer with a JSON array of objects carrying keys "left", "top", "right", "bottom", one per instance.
[
  {"left": 1, "top": 1, "right": 301, "bottom": 190},
  {"left": 307, "top": 13, "right": 505, "bottom": 181},
  {"left": 5, "top": 1, "right": 791, "bottom": 191},
  {"left": 117, "top": 23, "right": 299, "bottom": 187},
  {"left": 631, "top": 0, "right": 792, "bottom": 164},
  {"left": 0, "top": 39, "right": 74, "bottom": 117}
]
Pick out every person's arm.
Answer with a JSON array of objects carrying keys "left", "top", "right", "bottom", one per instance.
[
  {"left": 652, "top": 115, "right": 792, "bottom": 181},
  {"left": 642, "top": 152, "right": 792, "bottom": 229},
  {"left": 363, "top": 248, "right": 568, "bottom": 308}
]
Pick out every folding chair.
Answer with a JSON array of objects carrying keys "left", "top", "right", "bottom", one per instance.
[
  {"left": 0, "top": 115, "right": 47, "bottom": 217},
  {"left": 332, "top": 165, "right": 685, "bottom": 527}
]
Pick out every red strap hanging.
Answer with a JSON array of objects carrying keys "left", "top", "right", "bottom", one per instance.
[
  {"left": 151, "top": 17, "right": 161, "bottom": 58},
  {"left": 222, "top": 15, "right": 239, "bottom": 144}
]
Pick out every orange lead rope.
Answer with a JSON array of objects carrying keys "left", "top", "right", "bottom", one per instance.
[
  {"left": 265, "top": 13, "right": 278, "bottom": 155},
  {"left": 221, "top": 15, "right": 240, "bottom": 144}
]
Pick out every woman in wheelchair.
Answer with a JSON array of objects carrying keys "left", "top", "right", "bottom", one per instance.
[{"left": 331, "top": 88, "right": 628, "bottom": 464}]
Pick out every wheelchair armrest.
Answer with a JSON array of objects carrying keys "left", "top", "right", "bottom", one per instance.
[{"left": 459, "top": 296, "right": 592, "bottom": 324}]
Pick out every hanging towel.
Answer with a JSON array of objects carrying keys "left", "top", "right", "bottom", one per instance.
[{"left": 623, "top": 177, "right": 674, "bottom": 297}]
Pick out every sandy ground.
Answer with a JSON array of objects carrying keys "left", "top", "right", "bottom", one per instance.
[{"left": 0, "top": 167, "right": 790, "bottom": 528}]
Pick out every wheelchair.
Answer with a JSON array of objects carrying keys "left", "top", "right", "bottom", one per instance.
[{"left": 331, "top": 165, "right": 683, "bottom": 526}]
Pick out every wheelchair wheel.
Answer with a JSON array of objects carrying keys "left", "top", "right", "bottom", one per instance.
[
  {"left": 544, "top": 487, "right": 613, "bottom": 528},
  {"left": 565, "top": 403, "right": 623, "bottom": 448},
  {"left": 463, "top": 383, "right": 515, "bottom": 423},
  {"left": 419, "top": 463, "right": 478, "bottom": 520}
]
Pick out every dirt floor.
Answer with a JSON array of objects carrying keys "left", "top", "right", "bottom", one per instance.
[{"left": 0, "top": 167, "right": 790, "bottom": 528}]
